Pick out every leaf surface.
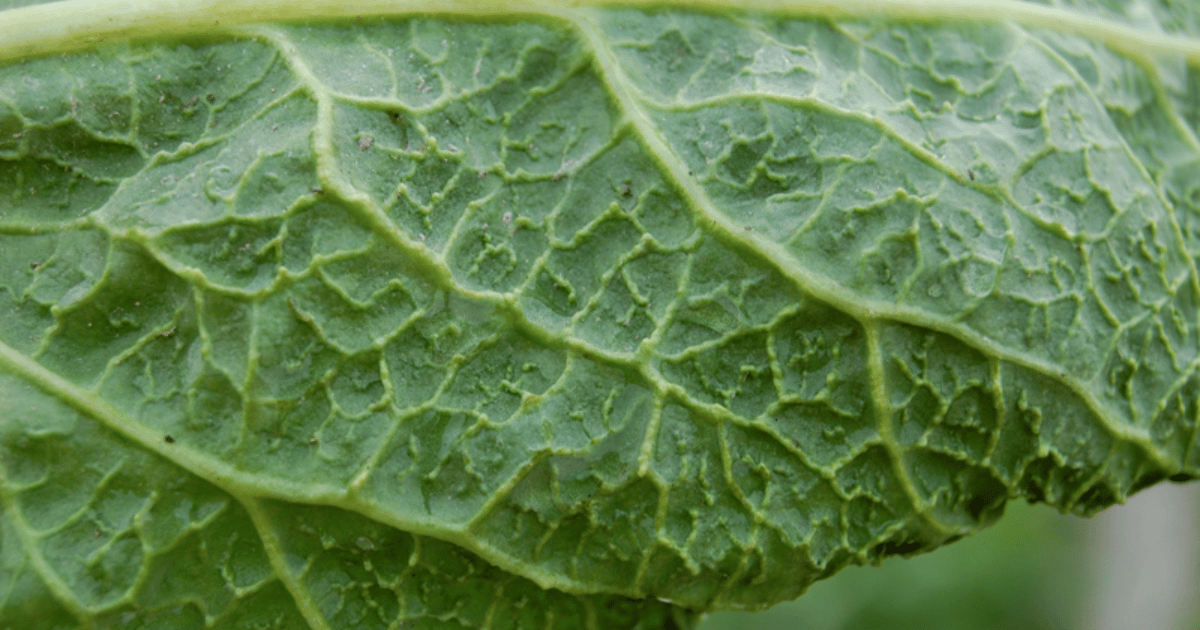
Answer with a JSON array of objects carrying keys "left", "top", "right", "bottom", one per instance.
[{"left": 1, "top": 1, "right": 1199, "bottom": 627}]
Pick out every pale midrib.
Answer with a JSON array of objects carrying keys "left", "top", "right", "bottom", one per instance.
[{"left": 3, "top": 0, "right": 1200, "bottom": 65}]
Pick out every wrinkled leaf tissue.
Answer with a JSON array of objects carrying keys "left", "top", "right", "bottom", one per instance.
[{"left": 0, "top": 0, "right": 1198, "bottom": 628}]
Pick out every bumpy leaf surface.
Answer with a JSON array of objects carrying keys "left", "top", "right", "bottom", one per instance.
[{"left": 2, "top": 0, "right": 1199, "bottom": 627}]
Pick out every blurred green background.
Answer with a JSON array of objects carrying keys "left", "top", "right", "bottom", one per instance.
[{"left": 700, "top": 482, "right": 1200, "bottom": 630}]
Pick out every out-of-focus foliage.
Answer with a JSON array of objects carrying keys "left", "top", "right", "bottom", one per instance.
[
  {"left": 704, "top": 484, "right": 1200, "bottom": 630},
  {"left": 704, "top": 499, "right": 1087, "bottom": 630}
]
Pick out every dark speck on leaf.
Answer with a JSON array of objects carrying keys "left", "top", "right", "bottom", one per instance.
[
  {"left": 29, "top": 261, "right": 40, "bottom": 270},
  {"left": 164, "top": 435, "right": 175, "bottom": 444},
  {"left": 967, "top": 168, "right": 975, "bottom": 181},
  {"left": 205, "top": 93, "right": 215, "bottom": 104}
]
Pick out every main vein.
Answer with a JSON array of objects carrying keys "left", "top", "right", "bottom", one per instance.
[{"left": 2, "top": 0, "right": 1199, "bottom": 64}]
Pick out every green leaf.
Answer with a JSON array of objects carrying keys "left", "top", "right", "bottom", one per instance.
[{"left": 1, "top": 0, "right": 1199, "bottom": 627}]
